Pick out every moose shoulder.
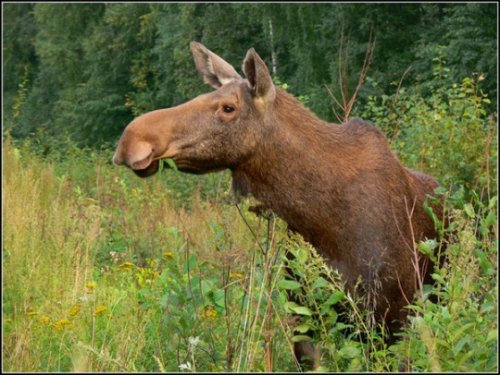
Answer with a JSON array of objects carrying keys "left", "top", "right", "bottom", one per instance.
[{"left": 113, "top": 42, "right": 441, "bottom": 359}]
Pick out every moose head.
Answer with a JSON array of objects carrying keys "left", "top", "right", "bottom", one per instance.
[{"left": 113, "top": 42, "right": 276, "bottom": 178}]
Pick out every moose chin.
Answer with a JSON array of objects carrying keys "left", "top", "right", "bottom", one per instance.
[{"left": 113, "top": 42, "right": 442, "bottom": 369}]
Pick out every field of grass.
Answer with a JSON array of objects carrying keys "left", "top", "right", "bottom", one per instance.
[
  {"left": 3, "top": 134, "right": 497, "bottom": 372},
  {"left": 2, "top": 75, "right": 498, "bottom": 372}
]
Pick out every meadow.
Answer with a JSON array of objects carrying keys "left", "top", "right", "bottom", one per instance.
[{"left": 2, "top": 74, "right": 498, "bottom": 372}]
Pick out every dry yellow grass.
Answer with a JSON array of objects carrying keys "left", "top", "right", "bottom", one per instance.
[{"left": 2, "top": 139, "right": 286, "bottom": 371}]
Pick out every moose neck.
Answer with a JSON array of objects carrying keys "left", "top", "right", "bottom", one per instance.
[{"left": 233, "top": 89, "right": 353, "bottom": 250}]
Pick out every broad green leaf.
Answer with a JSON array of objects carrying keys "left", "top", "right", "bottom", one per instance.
[
  {"left": 201, "top": 279, "right": 214, "bottom": 296},
  {"left": 292, "top": 306, "right": 313, "bottom": 316},
  {"left": 312, "top": 277, "right": 329, "bottom": 289},
  {"left": 325, "top": 291, "right": 345, "bottom": 306},
  {"left": 291, "top": 335, "right": 312, "bottom": 343},
  {"left": 454, "top": 336, "right": 470, "bottom": 354},
  {"left": 284, "top": 301, "right": 313, "bottom": 316},
  {"left": 277, "top": 279, "right": 302, "bottom": 290},
  {"left": 294, "top": 323, "right": 313, "bottom": 333},
  {"left": 431, "top": 272, "right": 445, "bottom": 284},
  {"left": 213, "top": 289, "right": 225, "bottom": 308}
]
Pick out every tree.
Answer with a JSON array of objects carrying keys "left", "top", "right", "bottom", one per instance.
[{"left": 3, "top": 3, "right": 496, "bottom": 147}]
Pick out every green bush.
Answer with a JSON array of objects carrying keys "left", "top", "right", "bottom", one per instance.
[{"left": 359, "top": 71, "right": 497, "bottom": 195}]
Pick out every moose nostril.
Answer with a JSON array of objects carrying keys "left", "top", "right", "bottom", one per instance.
[
  {"left": 131, "top": 152, "right": 153, "bottom": 170},
  {"left": 112, "top": 153, "right": 123, "bottom": 166}
]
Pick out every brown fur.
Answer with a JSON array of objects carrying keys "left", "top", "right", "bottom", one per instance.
[
  {"left": 233, "top": 90, "right": 439, "bottom": 328},
  {"left": 113, "top": 43, "right": 442, "bottom": 365}
]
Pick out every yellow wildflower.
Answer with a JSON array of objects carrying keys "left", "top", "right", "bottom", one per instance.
[
  {"left": 201, "top": 306, "right": 217, "bottom": 322},
  {"left": 230, "top": 271, "right": 244, "bottom": 281},
  {"left": 164, "top": 251, "right": 174, "bottom": 260},
  {"left": 69, "top": 304, "right": 81, "bottom": 316},
  {"left": 85, "top": 281, "right": 97, "bottom": 293},
  {"left": 118, "top": 261, "right": 134, "bottom": 270},
  {"left": 52, "top": 319, "right": 73, "bottom": 331},
  {"left": 94, "top": 305, "right": 107, "bottom": 316},
  {"left": 39, "top": 316, "right": 50, "bottom": 325},
  {"left": 135, "top": 266, "right": 161, "bottom": 288}
]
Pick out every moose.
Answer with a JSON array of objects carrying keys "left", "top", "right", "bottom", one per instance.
[{"left": 113, "top": 42, "right": 442, "bottom": 367}]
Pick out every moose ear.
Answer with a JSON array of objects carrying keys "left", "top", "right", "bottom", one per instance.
[
  {"left": 242, "top": 48, "right": 276, "bottom": 112},
  {"left": 190, "top": 42, "right": 242, "bottom": 89}
]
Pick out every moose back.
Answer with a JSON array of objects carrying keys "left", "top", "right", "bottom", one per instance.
[{"left": 113, "top": 42, "right": 440, "bottom": 349}]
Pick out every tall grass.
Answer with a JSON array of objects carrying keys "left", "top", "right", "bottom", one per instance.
[
  {"left": 2, "top": 137, "right": 298, "bottom": 372},
  {"left": 3, "top": 139, "right": 101, "bottom": 370},
  {"left": 3, "top": 134, "right": 497, "bottom": 372}
]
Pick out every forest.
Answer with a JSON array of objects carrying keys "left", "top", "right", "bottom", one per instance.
[
  {"left": 3, "top": 2, "right": 497, "bottom": 146},
  {"left": 2, "top": 2, "right": 498, "bottom": 372}
]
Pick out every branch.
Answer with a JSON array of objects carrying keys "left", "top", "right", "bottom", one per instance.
[{"left": 327, "top": 29, "right": 375, "bottom": 123}]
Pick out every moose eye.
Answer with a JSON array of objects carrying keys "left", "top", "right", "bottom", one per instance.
[{"left": 223, "top": 105, "right": 235, "bottom": 113}]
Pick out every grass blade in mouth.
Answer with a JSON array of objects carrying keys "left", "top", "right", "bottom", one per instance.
[{"left": 164, "top": 158, "right": 179, "bottom": 172}]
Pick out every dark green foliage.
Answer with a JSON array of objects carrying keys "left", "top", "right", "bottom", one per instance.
[
  {"left": 3, "top": 4, "right": 37, "bottom": 96},
  {"left": 3, "top": 3, "right": 497, "bottom": 146},
  {"left": 358, "top": 64, "right": 497, "bottom": 194}
]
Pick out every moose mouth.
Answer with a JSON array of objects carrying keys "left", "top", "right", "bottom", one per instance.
[
  {"left": 133, "top": 159, "right": 161, "bottom": 178},
  {"left": 132, "top": 158, "right": 201, "bottom": 178},
  {"left": 132, "top": 157, "right": 224, "bottom": 178}
]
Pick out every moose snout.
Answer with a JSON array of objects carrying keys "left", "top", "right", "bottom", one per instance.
[
  {"left": 112, "top": 139, "right": 155, "bottom": 170},
  {"left": 112, "top": 151, "right": 124, "bottom": 166}
]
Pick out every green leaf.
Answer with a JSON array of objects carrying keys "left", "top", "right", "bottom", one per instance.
[
  {"left": 431, "top": 272, "right": 445, "bottom": 284},
  {"left": 284, "top": 301, "right": 313, "bottom": 316},
  {"left": 213, "top": 289, "right": 225, "bottom": 308},
  {"left": 291, "top": 335, "right": 312, "bottom": 343},
  {"left": 454, "top": 336, "right": 470, "bottom": 354},
  {"left": 324, "top": 291, "right": 345, "bottom": 306},
  {"left": 335, "top": 322, "right": 353, "bottom": 331},
  {"left": 463, "top": 203, "right": 475, "bottom": 218},
  {"left": 201, "top": 279, "right": 214, "bottom": 296},
  {"left": 484, "top": 210, "right": 496, "bottom": 227},
  {"left": 284, "top": 301, "right": 299, "bottom": 313},
  {"left": 312, "top": 276, "right": 329, "bottom": 289},
  {"left": 418, "top": 239, "right": 438, "bottom": 257},
  {"left": 164, "top": 158, "right": 178, "bottom": 172},
  {"left": 277, "top": 279, "right": 302, "bottom": 290},
  {"left": 186, "top": 254, "right": 197, "bottom": 271},
  {"left": 294, "top": 323, "right": 313, "bottom": 333},
  {"left": 486, "top": 329, "right": 497, "bottom": 343},
  {"left": 474, "top": 249, "right": 493, "bottom": 275},
  {"left": 292, "top": 306, "right": 313, "bottom": 316},
  {"left": 488, "top": 196, "right": 498, "bottom": 210},
  {"left": 339, "top": 344, "right": 360, "bottom": 359}
]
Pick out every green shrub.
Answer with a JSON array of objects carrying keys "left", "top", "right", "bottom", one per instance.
[{"left": 359, "top": 73, "right": 497, "bottom": 195}]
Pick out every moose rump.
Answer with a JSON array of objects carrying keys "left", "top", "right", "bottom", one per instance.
[{"left": 113, "top": 42, "right": 441, "bottom": 367}]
